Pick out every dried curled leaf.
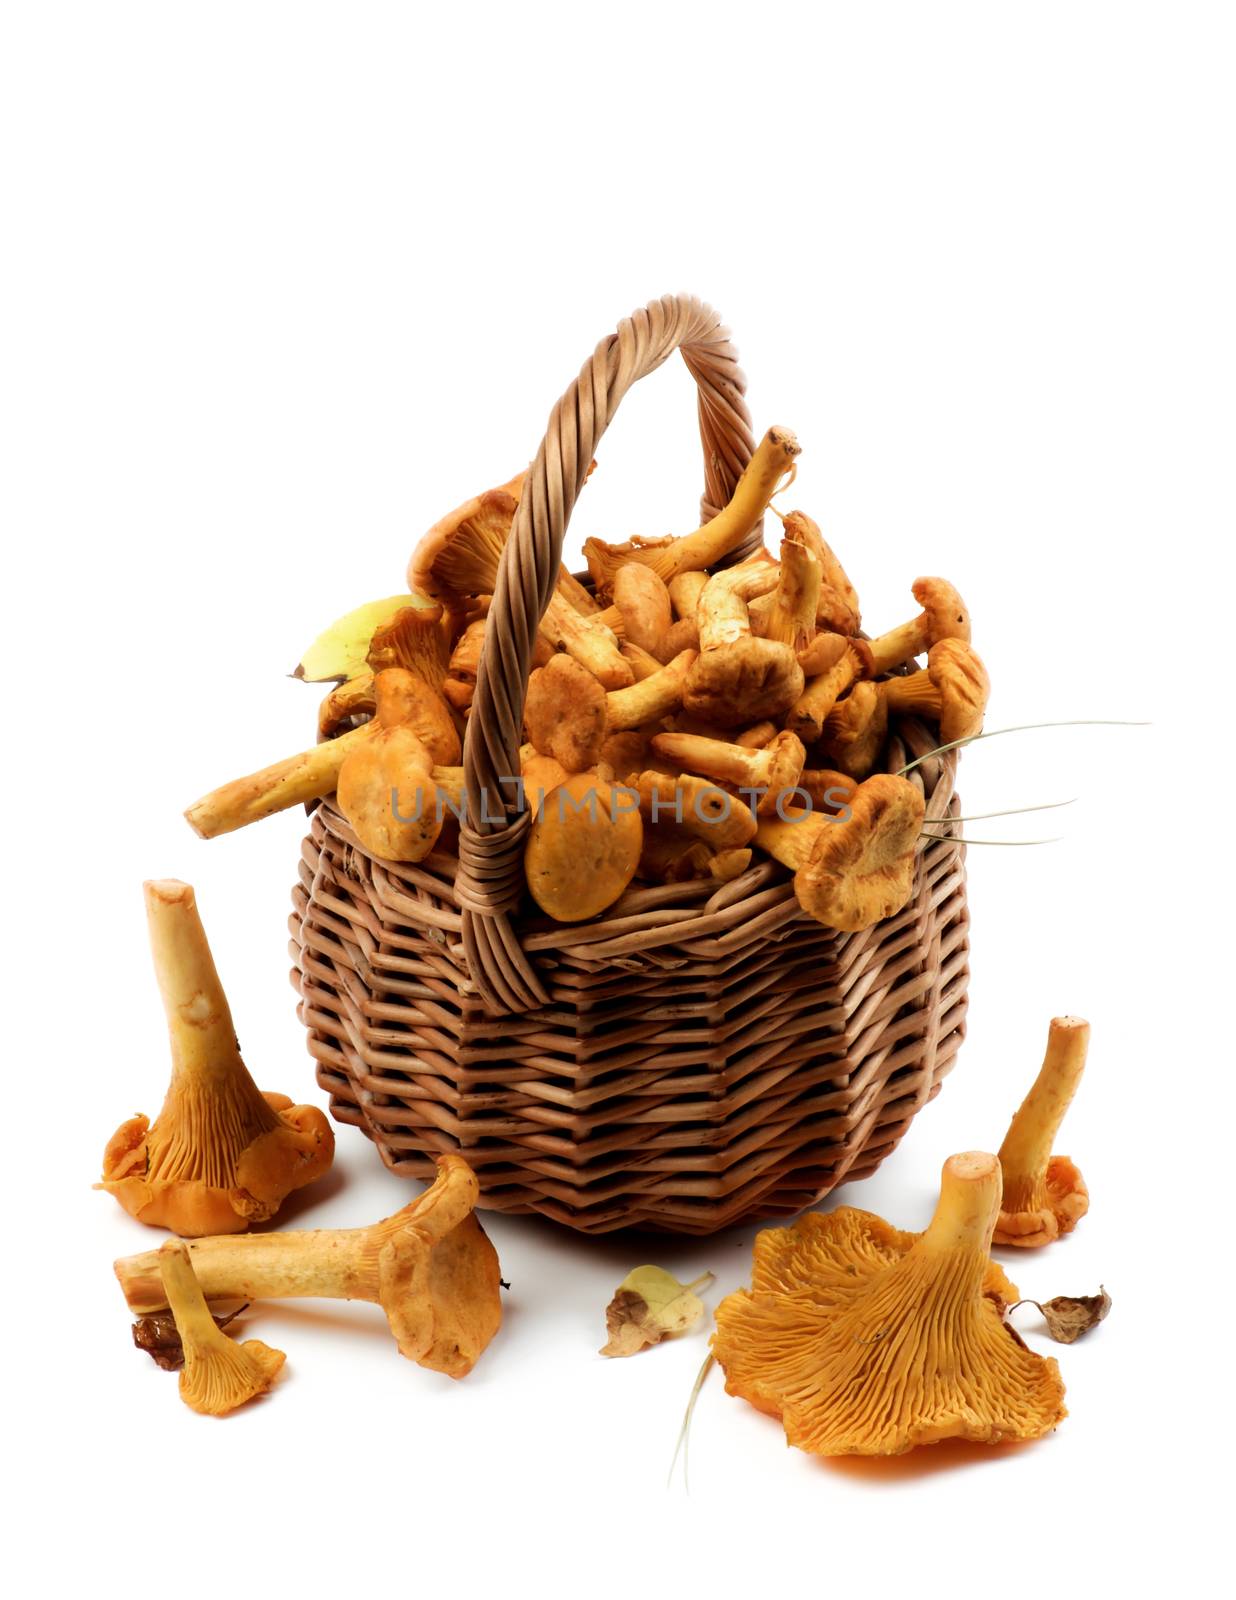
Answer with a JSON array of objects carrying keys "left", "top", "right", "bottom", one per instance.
[
  {"left": 600, "top": 1266, "right": 714, "bottom": 1358},
  {"left": 294, "top": 594, "right": 436, "bottom": 683},
  {"left": 1010, "top": 1286, "right": 1111, "bottom": 1344},
  {"left": 132, "top": 1305, "right": 246, "bottom": 1370}
]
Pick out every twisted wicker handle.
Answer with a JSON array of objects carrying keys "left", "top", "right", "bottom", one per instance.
[{"left": 457, "top": 293, "right": 759, "bottom": 1013}]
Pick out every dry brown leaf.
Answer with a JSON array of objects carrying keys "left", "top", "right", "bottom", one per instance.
[
  {"left": 131, "top": 1305, "right": 247, "bottom": 1370},
  {"left": 1010, "top": 1286, "right": 1111, "bottom": 1344},
  {"left": 600, "top": 1266, "right": 715, "bottom": 1358}
]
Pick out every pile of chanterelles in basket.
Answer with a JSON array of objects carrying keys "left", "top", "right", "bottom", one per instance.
[{"left": 185, "top": 427, "right": 989, "bottom": 932}]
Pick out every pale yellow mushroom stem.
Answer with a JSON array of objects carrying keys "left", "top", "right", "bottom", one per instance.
[
  {"left": 650, "top": 729, "right": 805, "bottom": 814},
  {"left": 750, "top": 538, "right": 821, "bottom": 651},
  {"left": 914, "top": 1152, "right": 1003, "bottom": 1274},
  {"left": 160, "top": 1240, "right": 284, "bottom": 1416},
  {"left": 753, "top": 806, "right": 828, "bottom": 872},
  {"left": 116, "top": 1157, "right": 502, "bottom": 1379},
  {"left": 605, "top": 649, "right": 698, "bottom": 729},
  {"left": 786, "top": 641, "right": 873, "bottom": 742},
  {"left": 696, "top": 558, "right": 780, "bottom": 652},
  {"left": 998, "top": 1017, "right": 1090, "bottom": 1216},
  {"left": 634, "top": 770, "right": 758, "bottom": 849},
  {"left": 541, "top": 591, "right": 633, "bottom": 690},
  {"left": 584, "top": 428, "right": 800, "bottom": 592},
  {"left": 144, "top": 881, "right": 260, "bottom": 1108},
  {"left": 187, "top": 725, "right": 465, "bottom": 840},
  {"left": 668, "top": 570, "right": 709, "bottom": 620}
]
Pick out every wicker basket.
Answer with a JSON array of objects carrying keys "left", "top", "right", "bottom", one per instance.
[{"left": 289, "top": 294, "right": 970, "bottom": 1235}]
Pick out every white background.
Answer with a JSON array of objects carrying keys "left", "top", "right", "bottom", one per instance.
[{"left": 4, "top": 3, "right": 1233, "bottom": 1594}]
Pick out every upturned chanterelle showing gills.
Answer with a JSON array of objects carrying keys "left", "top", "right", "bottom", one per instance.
[
  {"left": 159, "top": 1239, "right": 285, "bottom": 1416},
  {"left": 115, "top": 1155, "right": 502, "bottom": 1379},
  {"left": 713, "top": 1152, "right": 1066, "bottom": 1456},
  {"left": 98, "top": 880, "right": 334, "bottom": 1236}
]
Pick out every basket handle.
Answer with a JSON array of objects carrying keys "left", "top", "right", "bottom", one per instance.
[{"left": 457, "top": 293, "right": 759, "bottom": 1013}]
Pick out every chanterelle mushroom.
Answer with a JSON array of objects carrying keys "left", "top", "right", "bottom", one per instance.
[
  {"left": 754, "top": 774, "right": 925, "bottom": 930},
  {"left": 634, "top": 770, "right": 758, "bottom": 850},
  {"left": 524, "top": 650, "right": 697, "bottom": 774},
  {"left": 99, "top": 881, "right": 334, "bottom": 1236},
  {"left": 683, "top": 561, "right": 804, "bottom": 727},
  {"left": 185, "top": 721, "right": 463, "bottom": 840},
  {"left": 786, "top": 638, "right": 874, "bottom": 743},
  {"left": 770, "top": 507, "right": 861, "bottom": 632},
  {"left": 583, "top": 427, "right": 800, "bottom": 595},
  {"left": 524, "top": 773, "right": 643, "bottom": 921},
  {"left": 409, "top": 474, "right": 632, "bottom": 689},
  {"left": 318, "top": 603, "right": 461, "bottom": 758},
  {"left": 748, "top": 536, "right": 821, "bottom": 653},
  {"left": 818, "top": 681, "right": 889, "bottom": 779},
  {"left": 317, "top": 608, "right": 461, "bottom": 762},
  {"left": 159, "top": 1240, "right": 285, "bottom": 1416},
  {"left": 612, "top": 564, "right": 673, "bottom": 657},
  {"left": 337, "top": 668, "right": 444, "bottom": 862},
  {"left": 882, "top": 638, "right": 990, "bottom": 745},
  {"left": 116, "top": 1155, "right": 503, "bottom": 1379},
  {"left": 867, "top": 577, "right": 971, "bottom": 674},
  {"left": 994, "top": 1016, "right": 1091, "bottom": 1248},
  {"left": 366, "top": 602, "right": 453, "bottom": 687},
  {"left": 649, "top": 729, "right": 806, "bottom": 816},
  {"left": 713, "top": 1152, "right": 1066, "bottom": 1456}
]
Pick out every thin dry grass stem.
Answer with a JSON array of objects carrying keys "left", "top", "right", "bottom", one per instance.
[
  {"left": 920, "top": 833, "right": 1064, "bottom": 846},
  {"left": 897, "top": 720, "right": 1150, "bottom": 777},
  {"left": 667, "top": 1351, "right": 717, "bottom": 1493},
  {"left": 946, "top": 798, "right": 1076, "bottom": 822}
]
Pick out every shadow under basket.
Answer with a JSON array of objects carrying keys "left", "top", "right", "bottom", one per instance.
[
  {"left": 287, "top": 293, "right": 972, "bottom": 1234},
  {"left": 288, "top": 733, "right": 969, "bottom": 1236}
]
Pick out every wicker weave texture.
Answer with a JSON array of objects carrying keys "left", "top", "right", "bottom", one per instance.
[
  {"left": 287, "top": 295, "right": 972, "bottom": 1234},
  {"left": 289, "top": 732, "right": 969, "bottom": 1235}
]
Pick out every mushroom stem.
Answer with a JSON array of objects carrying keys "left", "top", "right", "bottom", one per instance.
[
  {"left": 668, "top": 570, "right": 709, "bottom": 619},
  {"left": 881, "top": 672, "right": 939, "bottom": 719},
  {"left": 584, "top": 428, "right": 800, "bottom": 592},
  {"left": 145, "top": 881, "right": 256, "bottom": 1095},
  {"left": 115, "top": 1156, "right": 502, "bottom": 1378},
  {"left": 185, "top": 722, "right": 377, "bottom": 838},
  {"left": 140, "top": 882, "right": 284, "bottom": 1190},
  {"left": 753, "top": 807, "right": 827, "bottom": 872},
  {"left": 696, "top": 559, "right": 780, "bottom": 651},
  {"left": 541, "top": 592, "right": 633, "bottom": 690},
  {"left": 605, "top": 649, "right": 698, "bottom": 729},
  {"left": 771, "top": 508, "right": 862, "bottom": 631},
  {"left": 159, "top": 1238, "right": 227, "bottom": 1343},
  {"left": 750, "top": 538, "right": 821, "bottom": 651},
  {"left": 867, "top": 578, "right": 971, "bottom": 675},
  {"left": 123, "top": 1224, "right": 385, "bottom": 1308},
  {"left": 634, "top": 770, "right": 758, "bottom": 848},
  {"left": 869, "top": 617, "right": 931, "bottom": 675},
  {"left": 998, "top": 1017, "right": 1090, "bottom": 1214},
  {"left": 617, "top": 641, "right": 666, "bottom": 682},
  {"left": 160, "top": 1239, "right": 285, "bottom": 1415},
  {"left": 186, "top": 726, "right": 467, "bottom": 840},
  {"left": 917, "top": 1151, "right": 1003, "bottom": 1262},
  {"left": 650, "top": 730, "right": 806, "bottom": 814},
  {"left": 786, "top": 641, "right": 873, "bottom": 742}
]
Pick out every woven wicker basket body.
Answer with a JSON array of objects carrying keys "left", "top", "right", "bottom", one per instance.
[{"left": 288, "top": 295, "right": 971, "bottom": 1235}]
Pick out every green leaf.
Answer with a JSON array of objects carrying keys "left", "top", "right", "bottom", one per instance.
[{"left": 294, "top": 594, "right": 436, "bottom": 683}]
